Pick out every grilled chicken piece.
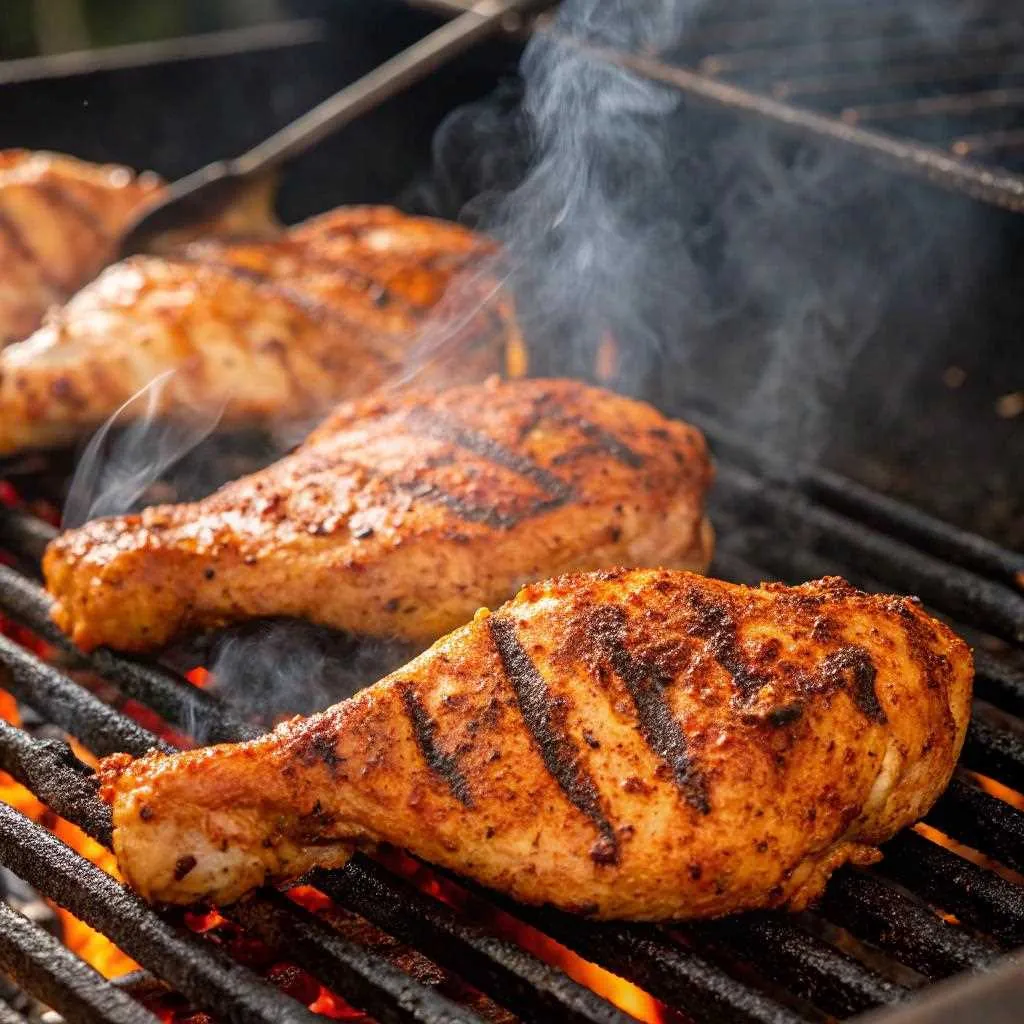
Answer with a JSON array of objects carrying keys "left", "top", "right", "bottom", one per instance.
[
  {"left": 45, "top": 378, "right": 713, "bottom": 652},
  {"left": 0, "top": 206, "right": 513, "bottom": 456},
  {"left": 0, "top": 151, "right": 162, "bottom": 346},
  {"left": 100, "top": 570, "right": 973, "bottom": 916}
]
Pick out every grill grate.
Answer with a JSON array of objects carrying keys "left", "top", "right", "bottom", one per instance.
[{"left": 0, "top": 428, "right": 1021, "bottom": 1023}]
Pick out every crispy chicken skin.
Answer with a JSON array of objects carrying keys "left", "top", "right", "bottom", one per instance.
[
  {"left": 0, "top": 206, "right": 513, "bottom": 456},
  {"left": 0, "top": 150, "right": 162, "bottom": 346},
  {"left": 100, "top": 570, "right": 973, "bottom": 917},
  {"left": 45, "top": 378, "right": 713, "bottom": 652}
]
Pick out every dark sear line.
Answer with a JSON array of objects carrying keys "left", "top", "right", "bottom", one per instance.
[
  {"left": 487, "top": 615, "right": 619, "bottom": 865},
  {"left": 405, "top": 406, "right": 576, "bottom": 505},
  {"left": 164, "top": 255, "right": 399, "bottom": 363},
  {"left": 589, "top": 605, "right": 710, "bottom": 813},
  {"left": 686, "top": 588, "right": 887, "bottom": 724},
  {"left": 34, "top": 181, "right": 109, "bottom": 245},
  {"left": 818, "top": 646, "right": 888, "bottom": 724},
  {"left": 515, "top": 392, "right": 646, "bottom": 470},
  {"left": 0, "top": 207, "right": 62, "bottom": 292},
  {"left": 556, "top": 414, "right": 646, "bottom": 469},
  {"left": 392, "top": 478, "right": 566, "bottom": 530},
  {"left": 188, "top": 248, "right": 416, "bottom": 319},
  {"left": 400, "top": 684, "right": 474, "bottom": 807},
  {"left": 687, "top": 590, "right": 771, "bottom": 704}
]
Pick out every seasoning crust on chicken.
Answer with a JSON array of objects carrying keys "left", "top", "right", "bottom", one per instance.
[
  {"left": 100, "top": 570, "right": 973, "bottom": 918},
  {"left": 0, "top": 150, "right": 162, "bottom": 347},
  {"left": 0, "top": 206, "right": 513, "bottom": 456},
  {"left": 45, "top": 378, "right": 714, "bottom": 652}
]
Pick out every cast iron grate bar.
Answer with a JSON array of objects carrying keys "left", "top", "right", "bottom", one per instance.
[
  {"left": 0, "top": 560, "right": 260, "bottom": 746},
  {"left": 683, "top": 912, "right": 907, "bottom": 1017},
  {"left": 0, "top": 897, "right": 160, "bottom": 1024},
  {"left": 926, "top": 777, "right": 1024, "bottom": 876},
  {"left": 713, "top": 463, "right": 1024, "bottom": 644},
  {"left": 876, "top": 831, "right": 1024, "bottom": 951},
  {"left": 816, "top": 870, "right": 1002, "bottom": 979},
  {"left": 0, "top": 801, "right": 322, "bottom": 1024},
  {"left": 311, "top": 860, "right": 635, "bottom": 1024},
  {"left": 685, "top": 408, "right": 1024, "bottom": 590}
]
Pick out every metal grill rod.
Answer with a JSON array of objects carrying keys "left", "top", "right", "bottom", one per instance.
[
  {"left": 683, "top": 913, "right": 907, "bottom": 1018},
  {"left": 877, "top": 831, "right": 1024, "bottom": 951},
  {"left": 0, "top": 801, "right": 322, "bottom": 1024},
  {"left": 0, "top": 561, "right": 260, "bottom": 746},
  {"left": 817, "top": 870, "right": 1001, "bottom": 980},
  {"left": 311, "top": 860, "right": 636, "bottom": 1024},
  {"left": 685, "top": 407, "right": 1024, "bottom": 590},
  {"left": 0, "top": 899, "right": 159, "bottom": 1024}
]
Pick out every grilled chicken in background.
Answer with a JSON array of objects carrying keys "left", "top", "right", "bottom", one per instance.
[
  {"left": 0, "top": 206, "right": 513, "bottom": 456},
  {"left": 45, "top": 378, "right": 714, "bottom": 652},
  {"left": 100, "top": 570, "right": 973, "bottom": 916},
  {"left": 0, "top": 151, "right": 162, "bottom": 347}
]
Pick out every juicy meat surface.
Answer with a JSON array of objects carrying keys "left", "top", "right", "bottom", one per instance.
[
  {"left": 0, "top": 150, "right": 162, "bottom": 346},
  {"left": 45, "top": 378, "right": 713, "bottom": 651},
  {"left": 0, "top": 206, "right": 513, "bottom": 455},
  {"left": 100, "top": 570, "right": 973, "bottom": 918}
]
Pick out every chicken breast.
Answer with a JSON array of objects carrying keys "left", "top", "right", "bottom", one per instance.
[
  {"left": 100, "top": 570, "right": 973, "bottom": 917},
  {"left": 0, "top": 150, "right": 162, "bottom": 346},
  {"left": 45, "top": 378, "right": 713, "bottom": 651},
  {"left": 0, "top": 206, "right": 513, "bottom": 456}
]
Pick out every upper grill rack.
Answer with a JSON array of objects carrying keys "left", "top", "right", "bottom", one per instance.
[
  {"left": 676, "top": 1, "right": 1024, "bottom": 168},
  {"left": 0, "top": 427, "right": 1021, "bottom": 1024}
]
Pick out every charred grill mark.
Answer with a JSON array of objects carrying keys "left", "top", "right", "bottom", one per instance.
[
  {"left": 488, "top": 615, "right": 618, "bottom": 865},
  {"left": 34, "top": 181, "right": 109, "bottom": 244},
  {"left": 392, "top": 479, "right": 565, "bottom": 530},
  {"left": 590, "top": 605, "right": 710, "bottom": 813},
  {"left": 0, "top": 206, "right": 62, "bottom": 292},
  {"left": 817, "top": 646, "right": 887, "bottom": 724},
  {"left": 400, "top": 684, "right": 473, "bottom": 806},
  {"left": 405, "top": 407, "right": 575, "bottom": 505},
  {"left": 515, "top": 392, "right": 645, "bottom": 469},
  {"left": 687, "top": 589, "right": 887, "bottom": 724},
  {"left": 164, "top": 256, "right": 396, "bottom": 368},
  {"left": 559, "top": 415, "right": 645, "bottom": 469},
  {"left": 687, "top": 590, "right": 770, "bottom": 704}
]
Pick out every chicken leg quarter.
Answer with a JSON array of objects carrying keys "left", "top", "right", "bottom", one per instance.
[
  {"left": 45, "top": 378, "right": 714, "bottom": 652},
  {"left": 101, "top": 570, "right": 973, "bottom": 919}
]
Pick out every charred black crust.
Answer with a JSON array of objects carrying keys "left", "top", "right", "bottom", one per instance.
[
  {"left": 294, "top": 716, "right": 343, "bottom": 772},
  {"left": 817, "top": 646, "right": 888, "bottom": 724},
  {"left": 589, "top": 605, "right": 710, "bottom": 813},
  {"left": 686, "top": 589, "right": 770, "bottom": 704},
  {"left": 400, "top": 683, "right": 474, "bottom": 807},
  {"left": 487, "top": 615, "right": 619, "bottom": 864}
]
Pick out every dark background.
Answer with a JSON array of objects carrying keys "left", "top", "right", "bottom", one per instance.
[{"left": 0, "top": 0, "right": 1020, "bottom": 550}]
